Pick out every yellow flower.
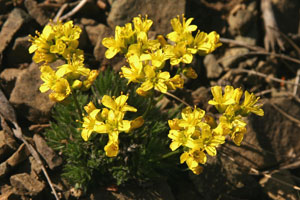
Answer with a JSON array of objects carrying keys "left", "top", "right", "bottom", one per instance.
[
  {"left": 101, "top": 94, "right": 137, "bottom": 113},
  {"left": 178, "top": 107, "right": 205, "bottom": 135},
  {"left": 104, "top": 139, "right": 119, "bottom": 157},
  {"left": 191, "top": 31, "right": 222, "bottom": 55},
  {"left": 167, "top": 15, "right": 197, "bottom": 43},
  {"left": 56, "top": 53, "right": 90, "bottom": 79},
  {"left": 133, "top": 15, "right": 153, "bottom": 41},
  {"left": 82, "top": 70, "right": 99, "bottom": 90},
  {"left": 241, "top": 91, "right": 264, "bottom": 116},
  {"left": 168, "top": 129, "right": 187, "bottom": 151},
  {"left": 140, "top": 65, "right": 170, "bottom": 93},
  {"left": 135, "top": 87, "right": 152, "bottom": 97},
  {"left": 130, "top": 116, "right": 144, "bottom": 131},
  {"left": 121, "top": 55, "right": 145, "bottom": 84},
  {"left": 39, "top": 65, "right": 57, "bottom": 93},
  {"left": 180, "top": 149, "right": 206, "bottom": 175},
  {"left": 81, "top": 108, "right": 105, "bottom": 141},
  {"left": 102, "top": 24, "right": 135, "bottom": 59},
  {"left": 166, "top": 75, "right": 184, "bottom": 90},
  {"left": 164, "top": 43, "right": 193, "bottom": 65},
  {"left": 140, "top": 49, "right": 168, "bottom": 69},
  {"left": 48, "top": 78, "right": 71, "bottom": 102},
  {"left": 183, "top": 67, "right": 198, "bottom": 79},
  {"left": 208, "top": 86, "right": 237, "bottom": 113}
]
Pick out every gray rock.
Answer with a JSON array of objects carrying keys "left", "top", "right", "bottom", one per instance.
[
  {"left": 0, "top": 8, "right": 30, "bottom": 66},
  {"left": 250, "top": 97, "right": 300, "bottom": 164},
  {"left": 33, "top": 134, "right": 62, "bottom": 170},
  {"left": 260, "top": 170, "right": 298, "bottom": 200},
  {"left": 6, "top": 36, "right": 32, "bottom": 66},
  {"left": 0, "top": 0, "right": 11, "bottom": 14},
  {"left": 10, "top": 173, "right": 45, "bottom": 196},
  {"left": 24, "top": 0, "right": 49, "bottom": 26},
  {"left": 0, "top": 68, "right": 21, "bottom": 96},
  {"left": 203, "top": 54, "right": 223, "bottom": 79},
  {"left": 107, "top": 0, "right": 186, "bottom": 35},
  {"left": 0, "top": 162, "right": 10, "bottom": 178},
  {"left": 227, "top": 1, "right": 257, "bottom": 36},
  {"left": 9, "top": 62, "right": 55, "bottom": 123},
  {"left": 93, "top": 24, "right": 113, "bottom": 63},
  {"left": 86, "top": 24, "right": 107, "bottom": 47},
  {"left": 7, "top": 143, "right": 30, "bottom": 167},
  {"left": 0, "top": 130, "right": 18, "bottom": 162},
  {"left": 0, "top": 185, "right": 19, "bottom": 200}
]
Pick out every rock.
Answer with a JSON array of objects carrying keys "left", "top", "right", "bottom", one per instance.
[
  {"left": 0, "top": 162, "right": 10, "bottom": 178},
  {"left": 107, "top": 0, "right": 186, "bottom": 35},
  {"left": 203, "top": 54, "right": 223, "bottom": 79},
  {"left": 250, "top": 97, "right": 300, "bottom": 164},
  {"left": 0, "top": 0, "right": 12, "bottom": 14},
  {"left": 227, "top": 2, "right": 257, "bottom": 36},
  {"left": 190, "top": 155, "right": 264, "bottom": 200},
  {"left": 0, "top": 185, "right": 18, "bottom": 200},
  {"left": 6, "top": 36, "right": 32, "bottom": 67},
  {"left": 24, "top": 0, "right": 49, "bottom": 26},
  {"left": 191, "top": 87, "right": 211, "bottom": 108},
  {"left": 272, "top": 0, "right": 300, "bottom": 34},
  {"left": 0, "top": 68, "right": 21, "bottom": 96},
  {"left": 0, "top": 130, "right": 18, "bottom": 162},
  {"left": 93, "top": 24, "right": 113, "bottom": 63},
  {"left": 33, "top": 134, "right": 62, "bottom": 170},
  {"left": 6, "top": 143, "right": 30, "bottom": 167},
  {"left": 10, "top": 173, "right": 45, "bottom": 196},
  {"left": 260, "top": 170, "right": 298, "bottom": 200},
  {"left": 9, "top": 62, "right": 56, "bottom": 123},
  {"left": 0, "top": 8, "right": 30, "bottom": 66},
  {"left": 219, "top": 47, "right": 249, "bottom": 69},
  {"left": 86, "top": 24, "right": 106, "bottom": 46},
  {"left": 29, "top": 156, "right": 42, "bottom": 176}
]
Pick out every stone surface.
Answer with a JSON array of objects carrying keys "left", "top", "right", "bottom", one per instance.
[
  {"left": 107, "top": 0, "right": 186, "bottom": 35},
  {"left": 6, "top": 36, "right": 32, "bottom": 66},
  {"left": 260, "top": 170, "right": 298, "bottom": 200},
  {"left": 9, "top": 62, "right": 56, "bottom": 123},
  {"left": 10, "top": 173, "right": 45, "bottom": 196},
  {"left": 93, "top": 24, "right": 113, "bottom": 63},
  {"left": 203, "top": 54, "right": 223, "bottom": 79},
  {"left": 0, "top": 8, "right": 30, "bottom": 65},
  {"left": 86, "top": 24, "right": 106, "bottom": 46},
  {"left": 24, "top": 0, "right": 49, "bottom": 26},
  {"left": 33, "top": 134, "right": 62, "bottom": 170},
  {"left": 0, "top": 162, "right": 10, "bottom": 178},
  {"left": 6, "top": 143, "right": 30, "bottom": 167},
  {"left": 0, "top": 68, "right": 21, "bottom": 96},
  {"left": 250, "top": 97, "right": 300, "bottom": 164},
  {"left": 0, "top": 130, "right": 18, "bottom": 162},
  {"left": 0, "top": 185, "right": 18, "bottom": 200}
]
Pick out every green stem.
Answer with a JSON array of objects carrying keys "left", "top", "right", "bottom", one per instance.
[
  {"left": 142, "top": 95, "right": 154, "bottom": 118},
  {"left": 71, "top": 90, "right": 82, "bottom": 119},
  {"left": 161, "top": 149, "right": 180, "bottom": 159}
]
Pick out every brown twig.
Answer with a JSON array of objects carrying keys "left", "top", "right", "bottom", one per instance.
[
  {"left": 0, "top": 89, "right": 59, "bottom": 200},
  {"left": 219, "top": 37, "right": 266, "bottom": 52},
  {"left": 12, "top": 122, "right": 60, "bottom": 200},
  {"left": 293, "top": 69, "right": 300, "bottom": 96},
  {"left": 165, "top": 92, "right": 192, "bottom": 107},
  {"left": 54, "top": 3, "right": 69, "bottom": 22},
  {"left": 220, "top": 150, "right": 300, "bottom": 191},
  {"left": 217, "top": 51, "right": 300, "bottom": 65},
  {"left": 230, "top": 68, "right": 300, "bottom": 86},
  {"left": 270, "top": 102, "right": 300, "bottom": 127},
  {"left": 59, "top": 0, "right": 88, "bottom": 21}
]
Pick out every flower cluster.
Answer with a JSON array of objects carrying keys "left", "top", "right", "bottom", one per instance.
[
  {"left": 102, "top": 15, "right": 222, "bottom": 95},
  {"left": 81, "top": 94, "right": 144, "bottom": 157},
  {"left": 168, "top": 86, "right": 264, "bottom": 174},
  {"left": 29, "top": 20, "right": 98, "bottom": 102}
]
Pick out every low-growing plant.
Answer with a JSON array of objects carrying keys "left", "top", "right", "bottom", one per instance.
[{"left": 29, "top": 14, "right": 264, "bottom": 192}]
